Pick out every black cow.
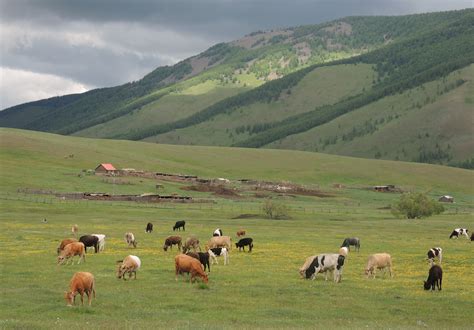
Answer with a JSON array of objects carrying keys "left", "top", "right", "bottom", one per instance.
[
  {"left": 173, "top": 220, "right": 185, "bottom": 231},
  {"left": 79, "top": 235, "right": 99, "bottom": 253},
  {"left": 186, "top": 251, "right": 211, "bottom": 272},
  {"left": 471, "top": 233, "right": 474, "bottom": 241},
  {"left": 236, "top": 237, "right": 253, "bottom": 252},
  {"left": 424, "top": 265, "right": 443, "bottom": 291},
  {"left": 341, "top": 237, "right": 360, "bottom": 251},
  {"left": 145, "top": 222, "right": 153, "bottom": 233}
]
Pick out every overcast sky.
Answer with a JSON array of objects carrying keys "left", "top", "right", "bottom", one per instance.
[{"left": 0, "top": 0, "right": 471, "bottom": 109}]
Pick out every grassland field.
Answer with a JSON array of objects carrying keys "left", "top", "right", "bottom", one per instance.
[{"left": 0, "top": 129, "right": 473, "bottom": 329}]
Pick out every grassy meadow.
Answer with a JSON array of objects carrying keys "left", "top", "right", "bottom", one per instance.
[{"left": 1, "top": 128, "right": 473, "bottom": 329}]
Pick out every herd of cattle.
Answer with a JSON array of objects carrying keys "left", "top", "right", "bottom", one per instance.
[
  {"left": 298, "top": 227, "right": 471, "bottom": 290},
  {"left": 58, "top": 221, "right": 253, "bottom": 306},
  {"left": 58, "top": 223, "right": 471, "bottom": 306}
]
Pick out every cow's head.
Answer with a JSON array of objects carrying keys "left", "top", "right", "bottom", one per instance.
[
  {"left": 57, "top": 255, "right": 65, "bottom": 265},
  {"left": 423, "top": 281, "right": 431, "bottom": 290},
  {"left": 64, "top": 291, "right": 75, "bottom": 306}
]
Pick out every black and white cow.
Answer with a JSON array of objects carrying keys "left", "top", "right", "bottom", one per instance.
[
  {"left": 208, "top": 247, "right": 229, "bottom": 265},
  {"left": 235, "top": 237, "right": 253, "bottom": 252},
  {"left": 341, "top": 237, "right": 360, "bottom": 251},
  {"left": 145, "top": 222, "right": 153, "bottom": 233},
  {"left": 449, "top": 228, "right": 469, "bottom": 239},
  {"left": 306, "top": 253, "right": 345, "bottom": 282},
  {"left": 213, "top": 228, "right": 223, "bottom": 237},
  {"left": 427, "top": 247, "right": 442, "bottom": 266},
  {"left": 79, "top": 235, "right": 99, "bottom": 253},
  {"left": 424, "top": 265, "right": 442, "bottom": 291},
  {"left": 173, "top": 220, "right": 186, "bottom": 231}
]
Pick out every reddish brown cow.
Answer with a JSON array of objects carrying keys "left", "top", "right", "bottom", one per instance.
[
  {"left": 163, "top": 236, "right": 182, "bottom": 251},
  {"left": 64, "top": 272, "right": 95, "bottom": 306},
  {"left": 236, "top": 230, "right": 246, "bottom": 238},
  {"left": 57, "top": 238, "right": 78, "bottom": 255},
  {"left": 175, "top": 254, "right": 208, "bottom": 283},
  {"left": 57, "top": 242, "right": 86, "bottom": 265}
]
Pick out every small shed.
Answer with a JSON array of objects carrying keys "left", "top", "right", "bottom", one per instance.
[
  {"left": 438, "top": 195, "right": 454, "bottom": 203},
  {"left": 95, "top": 163, "right": 117, "bottom": 174}
]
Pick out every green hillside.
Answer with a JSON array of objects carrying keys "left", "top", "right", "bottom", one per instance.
[{"left": 1, "top": 9, "right": 473, "bottom": 167}]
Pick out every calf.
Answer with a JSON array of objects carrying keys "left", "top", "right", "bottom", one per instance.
[
  {"left": 207, "top": 236, "right": 232, "bottom": 250},
  {"left": 64, "top": 272, "right": 95, "bottom": 306},
  {"left": 449, "top": 228, "right": 469, "bottom": 239},
  {"left": 116, "top": 255, "right": 141, "bottom": 280},
  {"left": 424, "top": 265, "right": 442, "bottom": 291},
  {"left": 124, "top": 232, "right": 137, "bottom": 248},
  {"left": 145, "top": 222, "right": 153, "bottom": 233},
  {"left": 175, "top": 254, "right": 208, "bottom": 283},
  {"left": 236, "top": 230, "right": 246, "bottom": 238},
  {"left": 427, "top": 247, "right": 442, "bottom": 266},
  {"left": 213, "top": 228, "right": 223, "bottom": 237},
  {"left": 235, "top": 237, "right": 253, "bottom": 252},
  {"left": 186, "top": 252, "right": 211, "bottom": 272},
  {"left": 173, "top": 220, "right": 186, "bottom": 231},
  {"left": 163, "top": 236, "right": 182, "bottom": 251},
  {"left": 365, "top": 253, "right": 393, "bottom": 279},
  {"left": 57, "top": 238, "right": 77, "bottom": 255},
  {"left": 341, "top": 237, "right": 360, "bottom": 251},
  {"left": 208, "top": 247, "right": 229, "bottom": 265},
  {"left": 79, "top": 235, "right": 99, "bottom": 253},
  {"left": 91, "top": 234, "right": 106, "bottom": 251},
  {"left": 57, "top": 242, "right": 86, "bottom": 265},
  {"left": 182, "top": 236, "right": 201, "bottom": 253},
  {"left": 308, "top": 254, "right": 345, "bottom": 282}
]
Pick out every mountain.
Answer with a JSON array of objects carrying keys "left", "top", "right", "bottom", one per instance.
[{"left": 1, "top": 9, "right": 473, "bottom": 167}]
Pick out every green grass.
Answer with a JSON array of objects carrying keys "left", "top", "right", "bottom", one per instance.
[{"left": 0, "top": 129, "right": 473, "bottom": 328}]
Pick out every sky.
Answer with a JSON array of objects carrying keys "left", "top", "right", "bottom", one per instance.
[{"left": 0, "top": 0, "right": 471, "bottom": 109}]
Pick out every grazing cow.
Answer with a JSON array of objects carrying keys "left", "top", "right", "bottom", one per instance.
[
  {"left": 208, "top": 247, "right": 229, "bottom": 265},
  {"left": 64, "top": 272, "right": 95, "bottom": 306},
  {"left": 124, "top": 232, "right": 137, "bottom": 248},
  {"left": 341, "top": 237, "right": 360, "bottom": 251},
  {"left": 79, "top": 235, "right": 99, "bottom": 253},
  {"left": 91, "top": 234, "right": 106, "bottom": 251},
  {"left": 299, "top": 255, "right": 317, "bottom": 279},
  {"left": 424, "top": 265, "right": 443, "bottom": 291},
  {"left": 173, "top": 220, "right": 186, "bottom": 231},
  {"left": 213, "top": 228, "right": 223, "bottom": 237},
  {"left": 186, "top": 252, "right": 211, "bottom": 272},
  {"left": 235, "top": 237, "right": 253, "bottom": 252},
  {"left": 57, "top": 242, "right": 86, "bottom": 265},
  {"left": 338, "top": 247, "right": 349, "bottom": 257},
  {"left": 71, "top": 224, "right": 79, "bottom": 237},
  {"left": 236, "top": 230, "right": 246, "bottom": 238},
  {"left": 116, "top": 255, "right": 141, "bottom": 280},
  {"left": 365, "top": 253, "right": 393, "bottom": 279},
  {"left": 163, "top": 236, "right": 182, "bottom": 251},
  {"left": 449, "top": 228, "right": 469, "bottom": 239},
  {"left": 427, "top": 247, "right": 442, "bottom": 266},
  {"left": 175, "top": 254, "right": 208, "bottom": 283},
  {"left": 57, "top": 238, "right": 78, "bottom": 255},
  {"left": 145, "top": 222, "right": 153, "bottom": 233},
  {"left": 182, "top": 236, "right": 201, "bottom": 253},
  {"left": 307, "top": 254, "right": 346, "bottom": 282},
  {"left": 207, "top": 236, "right": 232, "bottom": 250}
]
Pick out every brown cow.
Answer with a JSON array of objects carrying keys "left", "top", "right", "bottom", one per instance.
[
  {"left": 236, "top": 230, "right": 246, "bottom": 238},
  {"left": 57, "top": 238, "right": 78, "bottom": 255},
  {"left": 175, "top": 254, "right": 208, "bottom": 283},
  {"left": 182, "top": 236, "right": 201, "bottom": 253},
  {"left": 64, "top": 272, "right": 95, "bottom": 306},
  {"left": 57, "top": 242, "right": 85, "bottom": 265},
  {"left": 163, "top": 236, "right": 182, "bottom": 251}
]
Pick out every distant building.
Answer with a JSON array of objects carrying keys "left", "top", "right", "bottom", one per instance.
[
  {"left": 438, "top": 195, "right": 454, "bottom": 203},
  {"left": 95, "top": 163, "right": 117, "bottom": 175}
]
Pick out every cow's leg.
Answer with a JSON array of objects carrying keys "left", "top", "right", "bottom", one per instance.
[{"left": 80, "top": 292, "right": 84, "bottom": 306}]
